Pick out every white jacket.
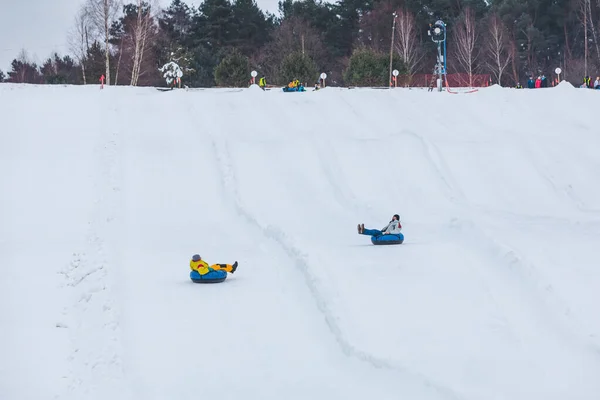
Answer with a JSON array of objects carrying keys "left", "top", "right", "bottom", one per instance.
[{"left": 382, "top": 220, "right": 402, "bottom": 234}]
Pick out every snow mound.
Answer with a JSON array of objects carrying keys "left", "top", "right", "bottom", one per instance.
[
  {"left": 555, "top": 80, "right": 575, "bottom": 90},
  {"left": 486, "top": 83, "right": 504, "bottom": 91},
  {"left": 247, "top": 84, "right": 263, "bottom": 92}
]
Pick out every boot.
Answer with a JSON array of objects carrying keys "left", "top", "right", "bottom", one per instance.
[{"left": 231, "top": 261, "right": 238, "bottom": 273}]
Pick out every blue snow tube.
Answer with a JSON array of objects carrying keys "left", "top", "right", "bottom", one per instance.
[
  {"left": 371, "top": 233, "right": 404, "bottom": 245},
  {"left": 282, "top": 86, "right": 305, "bottom": 92},
  {"left": 190, "top": 269, "right": 227, "bottom": 283}
]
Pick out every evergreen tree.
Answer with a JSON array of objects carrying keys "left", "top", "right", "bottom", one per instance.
[
  {"left": 230, "top": 0, "right": 275, "bottom": 56},
  {"left": 84, "top": 41, "right": 108, "bottom": 84},
  {"left": 195, "top": 0, "right": 236, "bottom": 51},
  {"left": 0, "top": 69, "right": 5, "bottom": 82},
  {"left": 279, "top": 51, "right": 318, "bottom": 84},
  {"left": 160, "top": 0, "right": 195, "bottom": 45},
  {"left": 40, "top": 53, "right": 80, "bottom": 84},
  {"left": 157, "top": 0, "right": 197, "bottom": 82},
  {"left": 332, "top": 0, "right": 377, "bottom": 58},
  {"left": 343, "top": 46, "right": 405, "bottom": 86},
  {"left": 7, "top": 52, "right": 42, "bottom": 84},
  {"left": 214, "top": 48, "right": 251, "bottom": 86}
]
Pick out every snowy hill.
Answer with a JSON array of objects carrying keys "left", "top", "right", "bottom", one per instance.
[{"left": 1, "top": 82, "right": 599, "bottom": 400}]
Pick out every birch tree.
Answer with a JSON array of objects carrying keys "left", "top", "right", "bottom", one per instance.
[
  {"left": 579, "top": 0, "right": 600, "bottom": 75},
  {"left": 87, "top": 0, "right": 120, "bottom": 85},
  {"left": 393, "top": 8, "right": 423, "bottom": 82},
  {"left": 454, "top": 7, "right": 480, "bottom": 87},
  {"left": 485, "top": 13, "right": 511, "bottom": 85},
  {"left": 130, "top": 0, "right": 157, "bottom": 86},
  {"left": 68, "top": 5, "right": 94, "bottom": 84}
]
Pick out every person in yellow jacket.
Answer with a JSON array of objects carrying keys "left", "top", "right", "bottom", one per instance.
[
  {"left": 190, "top": 254, "right": 238, "bottom": 275},
  {"left": 259, "top": 76, "right": 266, "bottom": 90}
]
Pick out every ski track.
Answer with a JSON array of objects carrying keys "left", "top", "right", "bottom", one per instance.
[
  {"left": 200, "top": 124, "right": 466, "bottom": 400},
  {"left": 310, "top": 134, "right": 379, "bottom": 221},
  {"left": 399, "top": 128, "right": 467, "bottom": 205},
  {"left": 400, "top": 124, "right": 600, "bottom": 353},
  {"left": 520, "top": 134, "right": 600, "bottom": 215},
  {"left": 460, "top": 220, "right": 600, "bottom": 354},
  {"left": 57, "top": 128, "right": 129, "bottom": 400}
]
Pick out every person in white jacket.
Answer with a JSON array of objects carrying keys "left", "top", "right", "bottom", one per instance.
[{"left": 358, "top": 214, "right": 402, "bottom": 237}]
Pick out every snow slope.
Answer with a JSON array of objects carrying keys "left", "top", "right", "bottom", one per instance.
[{"left": 1, "top": 82, "right": 599, "bottom": 400}]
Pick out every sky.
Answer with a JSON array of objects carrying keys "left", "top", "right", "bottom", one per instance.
[{"left": 0, "top": 0, "right": 282, "bottom": 73}]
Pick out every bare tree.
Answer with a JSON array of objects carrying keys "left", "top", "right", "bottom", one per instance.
[
  {"left": 509, "top": 38, "right": 519, "bottom": 84},
  {"left": 255, "top": 17, "right": 327, "bottom": 84},
  {"left": 454, "top": 7, "right": 480, "bottom": 87},
  {"left": 579, "top": 0, "right": 600, "bottom": 75},
  {"left": 68, "top": 5, "right": 94, "bottom": 84},
  {"left": 130, "top": 0, "right": 158, "bottom": 86},
  {"left": 485, "top": 13, "right": 512, "bottom": 85},
  {"left": 393, "top": 8, "right": 424, "bottom": 82},
  {"left": 87, "top": 0, "right": 120, "bottom": 85}
]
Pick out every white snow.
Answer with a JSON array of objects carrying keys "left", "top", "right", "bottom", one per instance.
[{"left": 1, "top": 83, "right": 599, "bottom": 400}]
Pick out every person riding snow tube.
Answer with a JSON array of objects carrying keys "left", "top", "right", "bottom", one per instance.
[
  {"left": 357, "top": 214, "right": 404, "bottom": 245},
  {"left": 283, "top": 79, "right": 305, "bottom": 92},
  {"left": 189, "top": 254, "right": 238, "bottom": 283}
]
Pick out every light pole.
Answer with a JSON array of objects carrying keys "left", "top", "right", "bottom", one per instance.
[
  {"left": 389, "top": 11, "right": 397, "bottom": 88},
  {"left": 428, "top": 19, "right": 447, "bottom": 92}
]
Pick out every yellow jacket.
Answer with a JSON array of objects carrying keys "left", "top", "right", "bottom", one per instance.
[{"left": 190, "top": 259, "right": 212, "bottom": 275}]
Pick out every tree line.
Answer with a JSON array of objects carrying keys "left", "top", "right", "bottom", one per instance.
[{"left": 1, "top": 0, "right": 599, "bottom": 87}]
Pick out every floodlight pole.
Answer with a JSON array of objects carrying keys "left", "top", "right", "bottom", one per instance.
[
  {"left": 389, "top": 11, "right": 397, "bottom": 88},
  {"left": 429, "top": 20, "right": 446, "bottom": 92}
]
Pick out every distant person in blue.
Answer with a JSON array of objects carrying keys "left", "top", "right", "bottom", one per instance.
[{"left": 358, "top": 214, "right": 402, "bottom": 237}]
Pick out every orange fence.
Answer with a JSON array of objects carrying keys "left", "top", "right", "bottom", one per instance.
[{"left": 394, "top": 73, "right": 491, "bottom": 88}]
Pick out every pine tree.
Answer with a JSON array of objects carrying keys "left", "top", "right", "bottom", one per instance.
[
  {"left": 40, "top": 53, "right": 80, "bottom": 84},
  {"left": 7, "top": 51, "right": 42, "bottom": 84},
  {"left": 279, "top": 51, "right": 318, "bottom": 84},
  {"left": 84, "top": 41, "right": 108, "bottom": 84},
  {"left": 214, "top": 48, "right": 250, "bottom": 86},
  {"left": 343, "top": 47, "right": 406, "bottom": 86},
  {"left": 230, "top": 0, "right": 274, "bottom": 56}
]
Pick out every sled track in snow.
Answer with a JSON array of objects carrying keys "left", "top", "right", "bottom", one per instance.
[
  {"left": 310, "top": 134, "right": 379, "bottom": 220},
  {"left": 450, "top": 217, "right": 600, "bottom": 357},
  {"left": 205, "top": 132, "right": 465, "bottom": 400},
  {"left": 403, "top": 127, "right": 600, "bottom": 353},
  {"left": 58, "top": 129, "right": 129, "bottom": 399},
  {"left": 399, "top": 128, "right": 467, "bottom": 205}
]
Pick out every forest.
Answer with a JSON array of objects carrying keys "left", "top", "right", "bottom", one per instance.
[{"left": 1, "top": 0, "right": 599, "bottom": 88}]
